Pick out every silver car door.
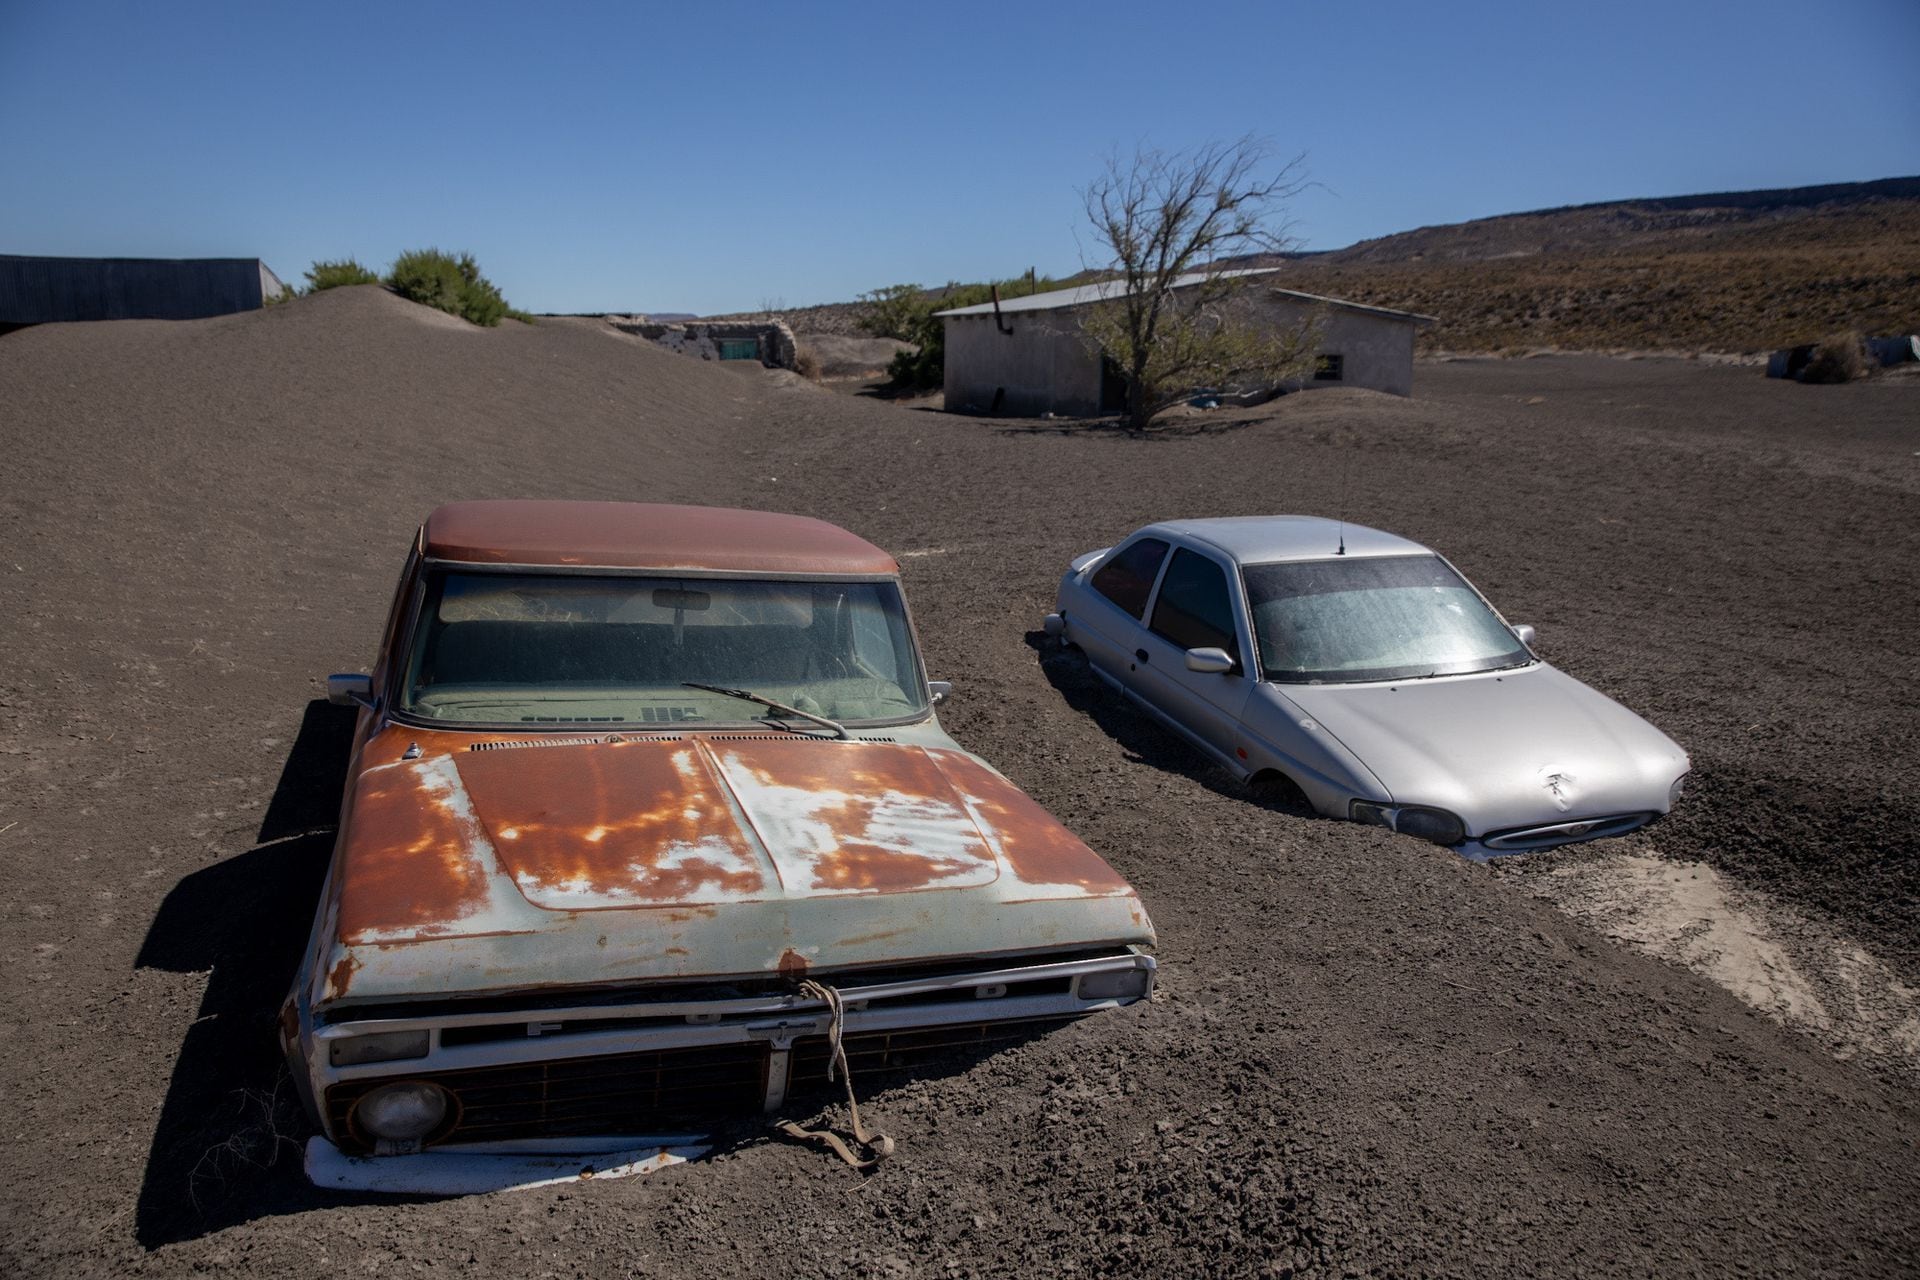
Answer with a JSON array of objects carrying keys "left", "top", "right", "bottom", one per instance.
[
  {"left": 1133, "top": 546, "right": 1254, "bottom": 768},
  {"left": 1070, "top": 536, "right": 1170, "bottom": 692}
]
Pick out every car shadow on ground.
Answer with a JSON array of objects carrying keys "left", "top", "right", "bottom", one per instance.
[
  {"left": 1023, "top": 631, "right": 1316, "bottom": 818},
  {"left": 133, "top": 698, "right": 357, "bottom": 1245},
  {"left": 130, "top": 701, "right": 1076, "bottom": 1243}
]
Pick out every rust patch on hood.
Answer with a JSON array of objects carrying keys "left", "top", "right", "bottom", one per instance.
[
  {"left": 335, "top": 755, "right": 508, "bottom": 944},
  {"left": 709, "top": 740, "right": 1000, "bottom": 895},
  {"left": 925, "top": 750, "right": 1134, "bottom": 893},
  {"left": 777, "top": 947, "right": 810, "bottom": 978},
  {"left": 457, "top": 740, "right": 767, "bottom": 909}
]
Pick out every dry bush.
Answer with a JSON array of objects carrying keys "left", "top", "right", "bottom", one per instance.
[
  {"left": 793, "top": 344, "right": 823, "bottom": 381},
  {"left": 1798, "top": 330, "right": 1869, "bottom": 383}
]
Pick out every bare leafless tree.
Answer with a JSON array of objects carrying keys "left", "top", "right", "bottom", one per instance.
[{"left": 1079, "top": 137, "right": 1321, "bottom": 429}]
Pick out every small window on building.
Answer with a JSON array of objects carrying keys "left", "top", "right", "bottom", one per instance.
[
  {"left": 717, "top": 338, "right": 760, "bottom": 361},
  {"left": 1090, "top": 538, "right": 1170, "bottom": 619},
  {"left": 1314, "top": 354, "right": 1344, "bottom": 382}
]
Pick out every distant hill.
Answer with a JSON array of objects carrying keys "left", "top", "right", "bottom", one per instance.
[
  {"left": 1255, "top": 177, "right": 1920, "bottom": 352},
  {"left": 1299, "top": 177, "right": 1920, "bottom": 266},
  {"left": 778, "top": 178, "right": 1920, "bottom": 355}
]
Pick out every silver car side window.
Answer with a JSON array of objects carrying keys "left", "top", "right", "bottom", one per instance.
[
  {"left": 1090, "top": 538, "right": 1170, "bottom": 619},
  {"left": 1148, "top": 549, "right": 1240, "bottom": 663}
]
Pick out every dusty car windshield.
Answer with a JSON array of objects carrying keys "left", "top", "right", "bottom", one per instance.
[
  {"left": 400, "top": 570, "right": 928, "bottom": 726},
  {"left": 1244, "top": 554, "right": 1531, "bottom": 684}
]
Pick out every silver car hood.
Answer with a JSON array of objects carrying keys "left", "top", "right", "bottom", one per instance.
[{"left": 1271, "top": 662, "right": 1688, "bottom": 834}]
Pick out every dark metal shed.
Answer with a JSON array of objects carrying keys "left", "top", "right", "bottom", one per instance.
[{"left": 0, "top": 255, "right": 285, "bottom": 325}]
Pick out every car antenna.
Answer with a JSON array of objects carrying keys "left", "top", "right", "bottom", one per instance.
[{"left": 1335, "top": 437, "right": 1350, "bottom": 555}]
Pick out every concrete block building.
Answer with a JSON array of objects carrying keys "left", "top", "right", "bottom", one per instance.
[{"left": 936, "top": 268, "right": 1434, "bottom": 417}]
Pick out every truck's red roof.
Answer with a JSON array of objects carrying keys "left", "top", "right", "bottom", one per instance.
[{"left": 420, "top": 500, "right": 898, "bottom": 575}]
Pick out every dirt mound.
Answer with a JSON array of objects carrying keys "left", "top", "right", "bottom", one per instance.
[
  {"left": 2, "top": 304, "right": 1917, "bottom": 1276},
  {"left": 796, "top": 331, "right": 913, "bottom": 379}
]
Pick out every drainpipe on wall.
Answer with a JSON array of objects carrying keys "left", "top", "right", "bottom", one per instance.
[{"left": 990, "top": 286, "right": 1013, "bottom": 336}]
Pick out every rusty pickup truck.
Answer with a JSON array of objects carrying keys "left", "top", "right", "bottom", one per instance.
[{"left": 284, "top": 500, "right": 1155, "bottom": 1191}]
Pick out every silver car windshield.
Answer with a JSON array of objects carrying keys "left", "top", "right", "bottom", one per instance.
[
  {"left": 1244, "top": 554, "right": 1531, "bottom": 684},
  {"left": 400, "top": 571, "right": 929, "bottom": 726}
]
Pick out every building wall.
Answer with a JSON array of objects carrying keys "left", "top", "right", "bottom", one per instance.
[
  {"left": 613, "top": 318, "right": 799, "bottom": 370},
  {"left": 1252, "top": 297, "right": 1418, "bottom": 397},
  {"left": 942, "top": 311, "right": 1103, "bottom": 416},
  {"left": 941, "top": 292, "right": 1423, "bottom": 417},
  {"left": 0, "top": 256, "right": 272, "bottom": 324}
]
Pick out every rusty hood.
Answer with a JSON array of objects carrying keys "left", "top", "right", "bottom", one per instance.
[{"left": 318, "top": 735, "right": 1152, "bottom": 1005}]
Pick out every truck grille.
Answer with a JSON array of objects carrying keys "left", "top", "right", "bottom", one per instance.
[
  {"left": 792, "top": 1015, "right": 1078, "bottom": 1087},
  {"left": 326, "top": 1042, "right": 769, "bottom": 1152},
  {"left": 325, "top": 1014, "right": 1083, "bottom": 1153}
]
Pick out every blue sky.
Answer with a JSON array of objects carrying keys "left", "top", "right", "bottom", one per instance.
[{"left": 2, "top": 1, "right": 1915, "bottom": 314}]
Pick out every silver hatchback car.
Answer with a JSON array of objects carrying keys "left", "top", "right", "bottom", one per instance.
[{"left": 1045, "top": 516, "right": 1689, "bottom": 859}]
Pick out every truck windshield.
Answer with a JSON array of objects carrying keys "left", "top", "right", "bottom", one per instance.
[
  {"left": 1244, "top": 554, "right": 1531, "bottom": 684},
  {"left": 399, "top": 570, "right": 929, "bottom": 726}
]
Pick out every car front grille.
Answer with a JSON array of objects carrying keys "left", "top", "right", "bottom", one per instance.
[{"left": 1481, "top": 811, "right": 1655, "bottom": 851}]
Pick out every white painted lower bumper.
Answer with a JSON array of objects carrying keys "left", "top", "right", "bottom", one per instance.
[{"left": 304, "top": 1135, "right": 711, "bottom": 1195}]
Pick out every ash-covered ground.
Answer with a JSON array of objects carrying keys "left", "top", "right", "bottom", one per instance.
[{"left": 1, "top": 287, "right": 1915, "bottom": 1277}]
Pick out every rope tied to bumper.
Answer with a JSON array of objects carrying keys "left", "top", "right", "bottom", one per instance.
[{"left": 774, "top": 978, "right": 895, "bottom": 1170}]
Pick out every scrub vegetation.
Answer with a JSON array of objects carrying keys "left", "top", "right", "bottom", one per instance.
[
  {"left": 385, "top": 249, "right": 512, "bottom": 327},
  {"left": 290, "top": 250, "right": 532, "bottom": 325},
  {"left": 302, "top": 258, "right": 381, "bottom": 292}
]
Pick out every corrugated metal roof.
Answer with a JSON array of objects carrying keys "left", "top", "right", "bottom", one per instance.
[{"left": 934, "top": 268, "right": 1436, "bottom": 325}]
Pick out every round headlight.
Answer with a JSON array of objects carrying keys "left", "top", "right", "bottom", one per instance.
[
  {"left": 352, "top": 1081, "right": 452, "bottom": 1143},
  {"left": 1395, "top": 807, "right": 1466, "bottom": 846}
]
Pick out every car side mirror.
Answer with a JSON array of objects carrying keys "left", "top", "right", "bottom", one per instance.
[
  {"left": 1513, "top": 624, "right": 1537, "bottom": 648},
  {"left": 1184, "top": 647, "right": 1235, "bottom": 674},
  {"left": 927, "top": 680, "right": 953, "bottom": 704},
  {"left": 326, "top": 673, "right": 375, "bottom": 709}
]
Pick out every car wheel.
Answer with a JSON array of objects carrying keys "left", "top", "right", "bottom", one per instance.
[{"left": 1248, "top": 771, "right": 1314, "bottom": 817}]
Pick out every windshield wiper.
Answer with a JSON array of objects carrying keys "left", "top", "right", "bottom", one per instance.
[{"left": 682, "top": 682, "right": 850, "bottom": 739}]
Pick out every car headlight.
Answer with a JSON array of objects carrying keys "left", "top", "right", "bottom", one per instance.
[
  {"left": 329, "top": 1030, "right": 430, "bottom": 1067},
  {"left": 352, "top": 1081, "right": 453, "bottom": 1144},
  {"left": 1349, "top": 800, "right": 1466, "bottom": 846},
  {"left": 1668, "top": 772, "right": 1689, "bottom": 808}
]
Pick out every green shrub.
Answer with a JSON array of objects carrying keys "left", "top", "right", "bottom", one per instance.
[
  {"left": 861, "top": 273, "right": 1063, "bottom": 389},
  {"left": 857, "top": 284, "right": 927, "bottom": 342},
  {"left": 304, "top": 258, "right": 381, "bottom": 292},
  {"left": 386, "top": 249, "right": 515, "bottom": 327}
]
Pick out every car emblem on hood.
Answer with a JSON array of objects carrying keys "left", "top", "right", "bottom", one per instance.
[{"left": 1538, "top": 766, "right": 1578, "bottom": 813}]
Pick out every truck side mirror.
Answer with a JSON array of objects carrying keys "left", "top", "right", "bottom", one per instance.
[
  {"left": 326, "top": 673, "right": 375, "bottom": 709},
  {"left": 927, "top": 680, "right": 953, "bottom": 704},
  {"left": 1513, "top": 624, "right": 1537, "bottom": 648}
]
